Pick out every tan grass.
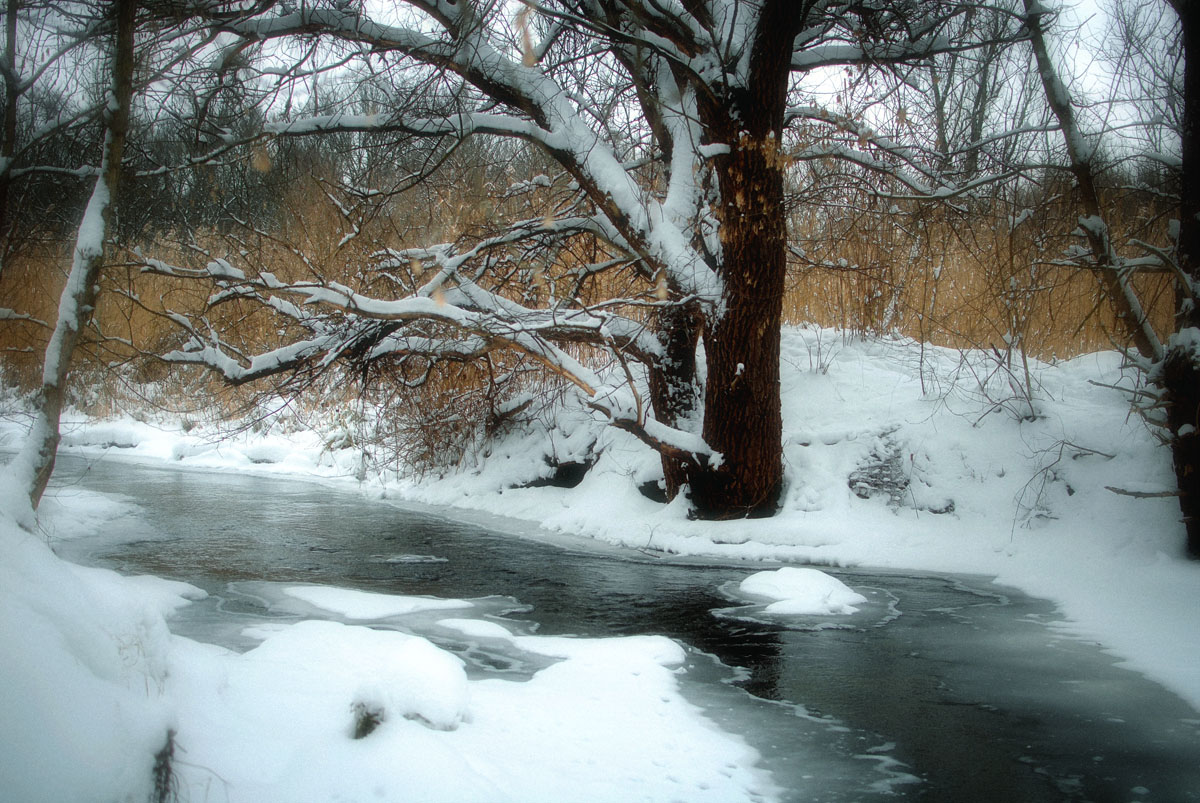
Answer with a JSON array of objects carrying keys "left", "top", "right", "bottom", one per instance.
[
  {"left": 784, "top": 196, "right": 1175, "bottom": 359},
  {"left": 0, "top": 180, "right": 1177, "bottom": 415}
]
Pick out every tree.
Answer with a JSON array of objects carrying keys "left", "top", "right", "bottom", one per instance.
[
  {"left": 0, "top": 0, "right": 252, "bottom": 514},
  {"left": 146, "top": 0, "right": 1024, "bottom": 517},
  {"left": 0, "top": 0, "right": 106, "bottom": 263},
  {"left": 2, "top": 0, "right": 136, "bottom": 517},
  {"left": 1022, "top": 0, "right": 1200, "bottom": 556}
]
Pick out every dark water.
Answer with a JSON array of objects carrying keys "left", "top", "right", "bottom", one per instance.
[{"left": 47, "top": 456, "right": 1200, "bottom": 803}]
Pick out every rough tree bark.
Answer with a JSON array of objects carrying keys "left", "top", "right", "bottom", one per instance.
[
  {"left": 689, "top": 1, "right": 801, "bottom": 517},
  {"left": 2, "top": 0, "right": 135, "bottom": 516}
]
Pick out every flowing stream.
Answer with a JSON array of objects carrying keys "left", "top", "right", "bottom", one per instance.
[{"left": 47, "top": 456, "right": 1200, "bottom": 802}]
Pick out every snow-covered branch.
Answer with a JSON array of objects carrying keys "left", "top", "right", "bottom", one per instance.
[{"left": 1021, "top": 0, "right": 1165, "bottom": 363}]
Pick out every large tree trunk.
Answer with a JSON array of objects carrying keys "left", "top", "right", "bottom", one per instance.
[
  {"left": 690, "top": 141, "right": 787, "bottom": 517},
  {"left": 2, "top": 0, "right": 135, "bottom": 517},
  {"left": 1165, "top": 0, "right": 1200, "bottom": 557},
  {"left": 688, "top": 1, "right": 799, "bottom": 518}
]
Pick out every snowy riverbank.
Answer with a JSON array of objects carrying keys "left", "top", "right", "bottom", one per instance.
[{"left": 2, "top": 327, "right": 1199, "bottom": 800}]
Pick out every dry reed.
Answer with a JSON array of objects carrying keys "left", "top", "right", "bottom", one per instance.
[{"left": 0, "top": 175, "right": 1177, "bottom": 442}]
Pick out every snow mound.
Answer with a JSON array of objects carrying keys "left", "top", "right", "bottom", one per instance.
[
  {"left": 0, "top": 501, "right": 202, "bottom": 803},
  {"left": 740, "top": 567, "right": 867, "bottom": 615},
  {"left": 166, "top": 612, "right": 772, "bottom": 802},
  {"left": 245, "top": 619, "right": 471, "bottom": 731}
]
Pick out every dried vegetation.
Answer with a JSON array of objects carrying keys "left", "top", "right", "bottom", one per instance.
[{"left": 0, "top": 165, "right": 1176, "bottom": 471}]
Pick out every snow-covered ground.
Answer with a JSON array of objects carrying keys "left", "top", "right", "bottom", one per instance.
[
  {"left": 0, "top": 491, "right": 776, "bottom": 803},
  {"left": 2, "top": 327, "right": 1198, "bottom": 801}
]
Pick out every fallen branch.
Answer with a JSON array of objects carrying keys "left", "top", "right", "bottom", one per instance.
[{"left": 1105, "top": 486, "right": 1181, "bottom": 499}]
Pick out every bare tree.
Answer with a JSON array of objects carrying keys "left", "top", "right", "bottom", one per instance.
[
  {"left": 0, "top": 0, "right": 18, "bottom": 257},
  {"left": 2, "top": 0, "right": 136, "bottom": 517},
  {"left": 1024, "top": 0, "right": 1163, "bottom": 357},
  {"left": 1022, "top": 0, "right": 1200, "bottom": 556},
  {"left": 0, "top": 0, "right": 134, "bottom": 267},
  {"left": 144, "top": 0, "right": 1025, "bottom": 517}
]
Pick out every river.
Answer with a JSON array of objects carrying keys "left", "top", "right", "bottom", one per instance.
[{"left": 48, "top": 455, "right": 1200, "bottom": 802}]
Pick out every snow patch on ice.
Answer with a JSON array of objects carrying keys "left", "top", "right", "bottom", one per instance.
[
  {"left": 739, "top": 567, "right": 868, "bottom": 615},
  {"left": 282, "top": 585, "right": 473, "bottom": 619}
]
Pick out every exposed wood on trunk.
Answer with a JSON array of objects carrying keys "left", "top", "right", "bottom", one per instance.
[{"left": 688, "top": 0, "right": 801, "bottom": 517}]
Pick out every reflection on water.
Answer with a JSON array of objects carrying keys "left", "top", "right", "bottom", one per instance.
[{"left": 48, "top": 456, "right": 1200, "bottom": 802}]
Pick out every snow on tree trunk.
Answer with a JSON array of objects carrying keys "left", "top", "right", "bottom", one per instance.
[{"left": 2, "top": 0, "right": 135, "bottom": 519}]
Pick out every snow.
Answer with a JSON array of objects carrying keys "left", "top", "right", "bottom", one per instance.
[
  {"left": 739, "top": 567, "right": 868, "bottom": 615},
  {"left": 0, "top": 445, "right": 770, "bottom": 803},
  {"left": 282, "top": 585, "right": 474, "bottom": 619},
  {"left": 0, "top": 490, "right": 775, "bottom": 803},
  {"left": 2, "top": 326, "right": 1200, "bottom": 801},
  {"left": 438, "top": 617, "right": 515, "bottom": 640},
  {"left": 0, "top": 493, "right": 201, "bottom": 803}
]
